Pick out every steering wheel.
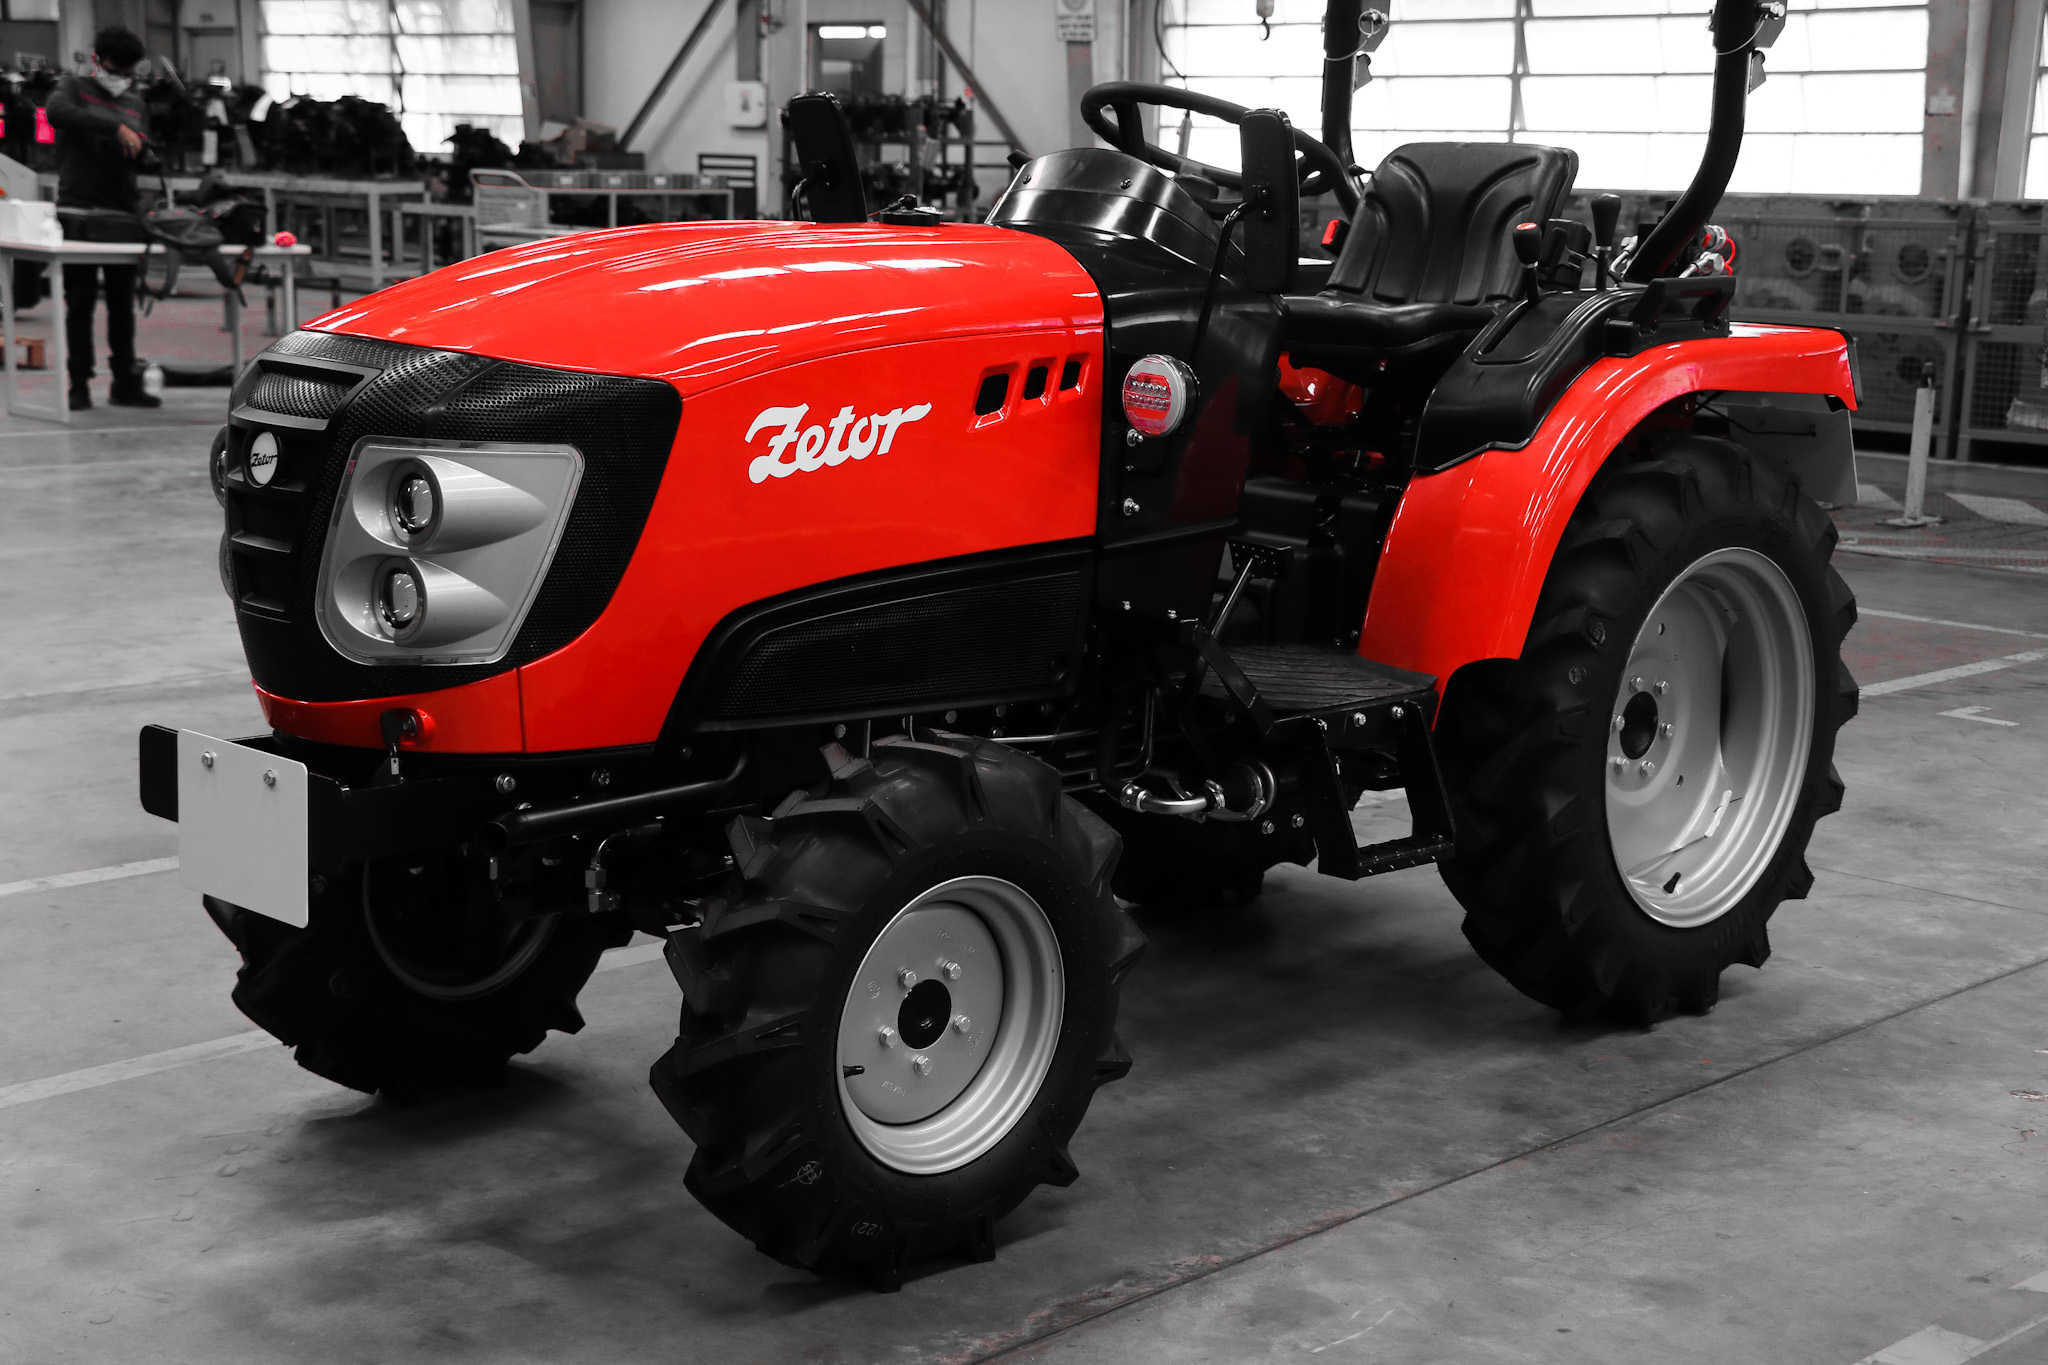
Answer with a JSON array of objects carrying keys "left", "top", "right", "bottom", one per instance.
[{"left": 1080, "top": 82, "right": 1360, "bottom": 216}]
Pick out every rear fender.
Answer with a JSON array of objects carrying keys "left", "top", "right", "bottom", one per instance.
[{"left": 1358, "top": 324, "right": 1854, "bottom": 692}]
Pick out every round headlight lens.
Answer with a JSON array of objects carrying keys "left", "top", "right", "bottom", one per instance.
[
  {"left": 391, "top": 469, "right": 437, "bottom": 539},
  {"left": 377, "top": 565, "right": 422, "bottom": 634}
]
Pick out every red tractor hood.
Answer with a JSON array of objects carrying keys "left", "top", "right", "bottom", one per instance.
[{"left": 306, "top": 220, "right": 1106, "bottom": 396}]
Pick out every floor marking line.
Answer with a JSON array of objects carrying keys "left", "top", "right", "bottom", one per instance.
[
  {"left": 1857, "top": 483, "right": 1902, "bottom": 511},
  {"left": 2015, "top": 1270, "right": 2048, "bottom": 1293},
  {"left": 1859, "top": 1304, "right": 2048, "bottom": 1363},
  {"left": 0, "top": 1031, "right": 278, "bottom": 1112},
  {"left": 1947, "top": 492, "right": 2048, "bottom": 527},
  {"left": 0, "top": 857, "right": 179, "bottom": 901},
  {"left": 0, "top": 938, "right": 667, "bottom": 1113},
  {"left": 970, "top": 952, "right": 2048, "bottom": 1362},
  {"left": 1861, "top": 647, "right": 2048, "bottom": 698},
  {"left": 1939, "top": 705, "right": 2019, "bottom": 727},
  {"left": 0, "top": 667, "right": 249, "bottom": 706},
  {"left": 1859, "top": 608, "right": 2048, "bottom": 642},
  {"left": 1856, "top": 1323, "right": 1985, "bottom": 1365}
]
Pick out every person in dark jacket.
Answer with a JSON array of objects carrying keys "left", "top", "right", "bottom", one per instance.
[{"left": 45, "top": 26, "right": 159, "bottom": 410}]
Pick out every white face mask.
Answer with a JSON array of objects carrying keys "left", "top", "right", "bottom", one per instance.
[{"left": 98, "top": 74, "right": 133, "bottom": 96}]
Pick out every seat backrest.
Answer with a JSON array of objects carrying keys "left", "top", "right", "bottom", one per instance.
[{"left": 1326, "top": 142, "right": 1578, "bottom": 305}]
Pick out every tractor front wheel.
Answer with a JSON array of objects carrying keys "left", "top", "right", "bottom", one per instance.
[
  {"left": 206, "top": 853, "right": 628, "bottom": 1096},
  {"left": 1435, "top": 434, "right": 1858, "bottom": 1020},
  {"left": 651, "top": 733, "right": 1143, "bottom": 1288}
]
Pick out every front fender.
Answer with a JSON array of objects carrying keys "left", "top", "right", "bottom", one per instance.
[{"left": 1358, "top": 323, "right": 1854, "bottom": 692}]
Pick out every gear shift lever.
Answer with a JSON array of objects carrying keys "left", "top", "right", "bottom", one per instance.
[
  {"left": 1590, "top": 194, "right": 1622, "bottom": 288},
  {"left": 1512, "top": 221, "right": 1544, "bottom": 304}
]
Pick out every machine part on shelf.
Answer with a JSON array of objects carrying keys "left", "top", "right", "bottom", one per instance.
[{"left": 903, "top": 0, "right": 1031, "bottom": 157}]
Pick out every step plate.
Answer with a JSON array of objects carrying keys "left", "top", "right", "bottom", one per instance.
[{"left": 1199, "top": 643, "right": 1434, "bottom": 716}]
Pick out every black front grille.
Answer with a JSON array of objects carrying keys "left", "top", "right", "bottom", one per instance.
[
  {"left": 242, "top": 366, "right": 362, "bottom": 423},
  {"left": 224, "top": 330, "right": 680, "bottom": 704}
]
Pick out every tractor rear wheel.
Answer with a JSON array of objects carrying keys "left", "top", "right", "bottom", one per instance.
[
  {"left": 1435, "top": 434, "right": 1858, "bottom": 1020},
  {"left": 651, "top": 733, "right": 1143, "bottom": 1289},
  {"left": 206, "top": 853, "right": 629, "bottom": 1096}
]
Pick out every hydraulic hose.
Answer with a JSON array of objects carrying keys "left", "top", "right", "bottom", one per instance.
[{"left": 1624, "top": 0, "right": 1764, "bottom": 284}]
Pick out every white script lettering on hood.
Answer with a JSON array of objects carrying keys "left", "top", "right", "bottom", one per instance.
[{"left": 745, "top": 401, "right": 933, "bottom": 484}]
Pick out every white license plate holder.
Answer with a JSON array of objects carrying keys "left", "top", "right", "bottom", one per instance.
[{"left": 176, "top": 729, "right": 310, "bottom": 928}]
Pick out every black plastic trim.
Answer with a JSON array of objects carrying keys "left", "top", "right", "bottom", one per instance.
[{"left": 659, "top": 540, "right": 1095, "bottom": 745}]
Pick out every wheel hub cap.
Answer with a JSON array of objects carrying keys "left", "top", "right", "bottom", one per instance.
[
  {"left": 837, "top": 876, "right": 1063, "bottom": 1174},
  {"left": 1603, "top": 547, "right": 1815, "bottom": 928}
]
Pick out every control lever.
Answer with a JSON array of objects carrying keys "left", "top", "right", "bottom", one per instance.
[
  {"left": 1590, "top": 193, "right": 1622, "bottom": 288},
  {"left": 1512, "top": 220, "right": 1544, "bottom": 303}
]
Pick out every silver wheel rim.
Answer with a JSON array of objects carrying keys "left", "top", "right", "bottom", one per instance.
[
  {"left": 837, "top": 876, "right": 1064, "bottom": 1175},
  {"left": 1603, "top": 547, "right": 1815, "bottom": 929}
]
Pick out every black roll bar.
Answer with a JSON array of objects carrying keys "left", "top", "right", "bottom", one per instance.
[
  {"left": 1624, "top": 0, "right": 1769, "bottom": 283},
  {"left": 1320, "top": 0, "right": 1365, "bottom": 174}
]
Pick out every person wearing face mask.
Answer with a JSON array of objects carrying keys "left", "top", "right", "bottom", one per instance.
[{"left": 45, "top": 26, "right": 160, "bottom": 410}]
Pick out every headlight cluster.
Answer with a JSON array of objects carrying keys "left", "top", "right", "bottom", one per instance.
[{"left": 315, "top": 439, "right": 583, "bottom": 665}]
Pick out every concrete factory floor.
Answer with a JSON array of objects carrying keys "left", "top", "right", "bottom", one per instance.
[{"left": 2, "top": 404, "right": 2047, "bottom": 1365}]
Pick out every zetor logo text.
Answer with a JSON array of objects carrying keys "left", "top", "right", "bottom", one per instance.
[{"left": 745, "top": 400, "right": 933, "bottom": 484}]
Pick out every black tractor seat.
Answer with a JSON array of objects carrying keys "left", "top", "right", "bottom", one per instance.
[
  {"left": 1284, "top": 141, "right": 1578, "bottom": 374},
  {"left": 1281, "top": 293, "right": 1498, "bottom": 365}
]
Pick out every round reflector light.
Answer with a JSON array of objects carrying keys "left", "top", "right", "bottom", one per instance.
[{"left": 1121, "top": 355, "right": 1197, "bottom": 438}]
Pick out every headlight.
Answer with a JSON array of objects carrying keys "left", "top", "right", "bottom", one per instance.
[
  {"left": 391, "top": 470, "right": 437, "bottom": 540},
  {"left": 377, "top": 563, "right": 422, "bottom": 633},
  {"left": 315, "top": 439, "right": 582, "bottom": 665}
]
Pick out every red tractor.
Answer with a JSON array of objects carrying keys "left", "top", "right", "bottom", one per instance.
[{"left": 143, "top": 0, "right": 1856, "bottom": 1288}]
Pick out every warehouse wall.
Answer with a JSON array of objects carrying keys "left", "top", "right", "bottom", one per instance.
[{"left": 583, "top": 0, "right": 1128, "bottom": 194}]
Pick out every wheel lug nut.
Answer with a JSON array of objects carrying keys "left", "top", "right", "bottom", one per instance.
[
  {"left": 941, "top": 960, "right": 961, "bottom": 980},
  {"left": 1639, "top": 760, "right": 1656, "bottom": 776},
  {"left": 877, "top": 1025, "right": 898, "bottom": 1047},
  {"left": 911, "top": 1054, "right": 932, "bottom": 1076},
  {"left": 1629, "top": 675, "right": 1645, "bottom": 692},
  {"left": 952, "top": 1014, "right": 971, "bottom": 1033},
  {"left": 1290, "top": 813, "right": 1305, "bottom": 828},
  {"left": 897, "top": 968, "right": 918, "bottom": 989},
  {"left": 1610, "top": 755, "right": 1627, "bottom": 769},
  {"left": 1654, "top": 680, "right": 1669, "bottom": 695},
  {"left": 1660, "top": 722, "right": 1675, "bottom": 738},
  {"left": 1613, "top": 714, "right": 1626, "bottom": 731}
]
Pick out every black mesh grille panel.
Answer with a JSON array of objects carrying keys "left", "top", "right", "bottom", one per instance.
[
  {"left": 712, "top": 572, "right": 1085, "bottom": 721},
  {"left": 267, "top": 329, "right": 416, "bottom": 369},
  {"left": 228, "top": 330, "right": 679, "bottom": 703},
  {"left": 243, "top": 367, "right": 360, "bottom": 423}
]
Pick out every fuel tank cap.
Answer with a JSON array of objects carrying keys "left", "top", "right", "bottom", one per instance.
[{"left": 1121, "top": 355, "right": 1198, "bottom": 439}]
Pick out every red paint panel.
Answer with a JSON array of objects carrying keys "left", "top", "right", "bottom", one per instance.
[
  {"left": 305, "top": 222, "right": 1105, "bottom": 397},
  {"left": 256, "top": 672, "right": 524, "bottom": 753},
  {"left": 1360, "top": 324, "right": 1855, "bottom": 692},
  {"left": 516, "top": 329, "right": 1104, "bottom": 753}
]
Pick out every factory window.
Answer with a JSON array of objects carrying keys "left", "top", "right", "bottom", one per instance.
[
  {"left": 1160, "top": 0, "right": 1928, "bottom": 195},
  {"left": 259, "top": 0, "right": 523, "bottom": 153},
  {"left": 2026, "top": 13, "right": 2048, "bottom": 198}
]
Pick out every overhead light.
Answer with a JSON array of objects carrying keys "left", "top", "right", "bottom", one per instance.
[
  {"left": 868, "top": 24, "right": 886, "bottom": 38},
  {"left": 818, "top": 24, "right": 873, "bottom": 39}
]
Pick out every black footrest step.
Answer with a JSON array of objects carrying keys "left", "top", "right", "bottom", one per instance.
[
  {"left": 1198, "top": 643, "right": 1434, "bottom": 718},
  {"left": 1354, "top": 833, "right": 1455, "bottom": 878}
]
